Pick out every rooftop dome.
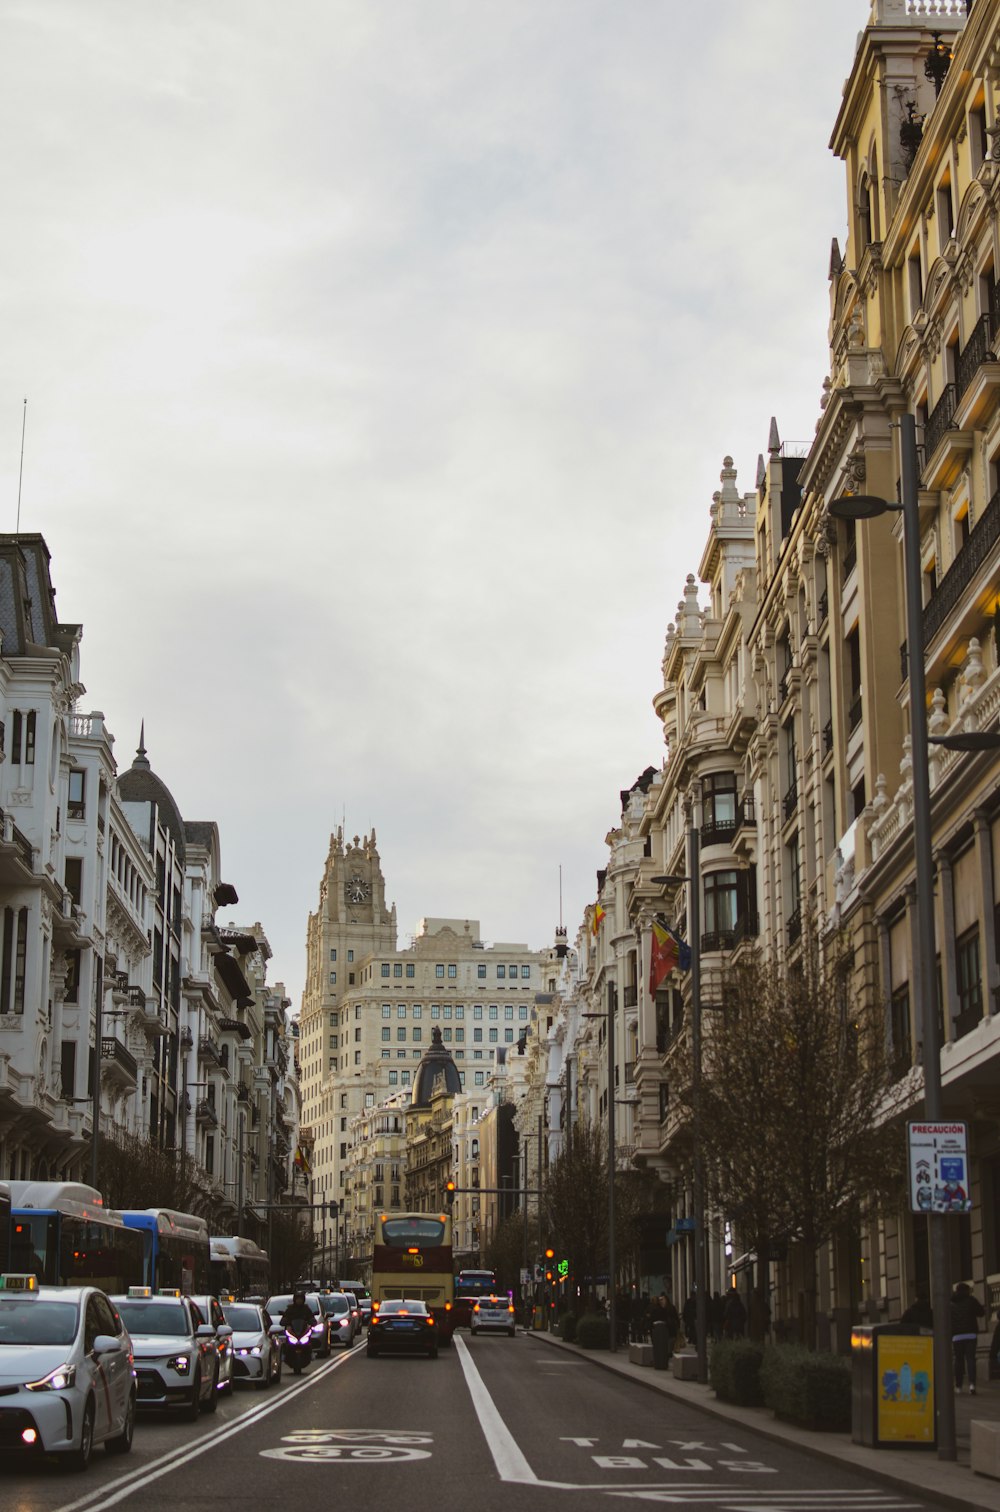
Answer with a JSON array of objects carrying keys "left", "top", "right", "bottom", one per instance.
[
  {"left": 117, "top": 724, "right": 186, "bottom": 863},
  {"left": 410, "top": 1025, "right": 462, "bottom": 1108}
]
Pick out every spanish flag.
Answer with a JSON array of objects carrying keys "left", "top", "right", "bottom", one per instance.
[
  {"left": 294, "top": 1146, "right": 311, "bottom": 1175},
  {"left": 591, "top": 903, "right": 606, "bottom": 936}
]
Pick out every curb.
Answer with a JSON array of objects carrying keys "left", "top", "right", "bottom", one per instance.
[{"left": 524, "top": 1329, "right": 1000, "bottom": 1512}]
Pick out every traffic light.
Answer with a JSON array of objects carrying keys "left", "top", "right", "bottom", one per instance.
[
  {"left": 544, "top": 1246, "right": 554, "bottom": 1282},
  {"left": 445, "top": 1181, "right": 456, "bottom": 1207}
]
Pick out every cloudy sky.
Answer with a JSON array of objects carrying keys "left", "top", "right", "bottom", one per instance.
[{"left": 0, "top": 1, "right": 867, "bottom": 1007}]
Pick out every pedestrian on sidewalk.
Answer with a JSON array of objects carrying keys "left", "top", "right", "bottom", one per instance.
[
  {"left": 723, "top": 1288, "right": 747, "bottom": 1339},
  {"left": 682, "top": 1291, "right": 697, "bottom": 1348},
  {"left": 900, "top": 1289, "right": 933, "bottom": 1329},
  {"left": 663, "top": 1293, "right": 680, "bottom": 1354},
  {"left": 951, "top": 1280, "right": 985, "bottom": 1394}
]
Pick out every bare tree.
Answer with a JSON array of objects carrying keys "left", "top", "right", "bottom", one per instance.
[
  {"left": 677, "top": 923, "right": 905, "bottom": 1347},
  {"left": 544, "top": 1119, "right": 609, "bottom": 1308}
]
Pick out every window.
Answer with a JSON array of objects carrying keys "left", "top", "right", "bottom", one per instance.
[
  {"left": 477, "top": 964, "right": 486, "bottom": 979},
  {"left": 382, "top": 1048, "right": 390, "bottom": 1059},
  {"left": 474, "top": 1050, "right": 483, "bottom": 1060},
  {"left": 389, "top": 1071, "right": 398, "bottom": 1085},
  {"left": 703, "top": 772, "right": 737, "bottom": 836},
  {"left": 406, "top": 963, "right": 415, "bottom": 978},
  {"left": 413, "top": 1005, "right": 422, "bottom": 1019},
  {"left": 347, "top": 949, "right": 354, "bottom": 962},
  {"left": 397, "top": 1026, "right": 406, "bottom": 1041},
  {"left": 397, "top": 1049, "right": 406, "bottom": 1059},
  {"left": 504, "top": 1028, "right": 514, "bottom": 1042},
  {"left": 67, "top": 769, "right": 86, "bottom": 820},
  {"left": 401, "top": 1071, "right": 410, "bottom": 1085},
  {"left": 890, "top": 984, "right": 911, "bottom": 1074},
  {"left": 382, "top": 1027, "right": 391, "bottom": 1042},
  {"left": 340, "top": 1093, "right": 347, "bottom": 1108},
  {"left": 704, "top": 872, "right": 738, "bottom": 939},
  {"left": 330, "top": 971, "right": 337, "bottom": 984},
  {"left": 497, "top": 965, "right": 506, "bottom": 979},
  {"left": 443, "top": 1028, "right": 452, "bottom": 1042},
  {"left": 957, "top": 928, "right": 983, "bottom": 1028},
  {"left": 412, "top": 1027, "right": 422, "bottom": 1042},
  {"left": 330, "top": 949, "right": 337, "bottom": 961},
  {"left": 11, "top": 710, "right": 36, "bottom": 765},
  {"left": 435, "top": 964, "right": 445, "bottom": 979},
  {"left": 519, "top": 1005, "right": 528, "bottom": 1020},
  {"left": 474, "top": 1005, "right": 483, "bottom": 1020},
  {"left": 474, "top": 1027, "right": 483, "bottom": 1043},
  {"left": 455, "top": 1005, "right": 464, "bottom": 1019},
  {"left": 504, "top": 1005, "right": 513, "bottom": 1020},
  {"left": 382, "top": 963, "right": 390, "bottom": 978},
  {"left": 394, "top": 963, "right": 403, "bottom": 978},
  {"left": 365, "top": 1092, "right": 374, "bottom": 1108},
  {"left": 489, "top": 1027, "right": 498, "bottom": 1043},
  {"left": 382, "top": 1004, "right": 391, "bottom": 1018},
  {"left": 455, "top": 1027, "right": 464, "bottom": 1043},
  {"left": 64, "top": 856, "right": 83, "bottom": 906},
  {"left": 397, "top": 1005, "right": 406, "bottom": 1018},
  {"left": 448, "top": 964, "right": 457, "bottom": 978},
  {"left": 431, "top": 1004, "right": 440, "bottom": 1019},
  {"left": 489, "top": 1004, "right": 498, "bottom": 1020},
  {"left": 443, "top": 1005, "right": 452, "bottom": 1019},
  {"left": 475, "top": 1071, "right": 485, "bottom": 1086},
  {"left": 521, "top": 965, "right": 530, "bottom": 979},
  {"left": 354, "top": 1026, "right": 362, "bottom": 1042},
  {"left": 64, "top": 948, "right": 81, "bottom": 1005},
  {"left": 354, "top": 1051, "right": 361, "bottom": 1065}
]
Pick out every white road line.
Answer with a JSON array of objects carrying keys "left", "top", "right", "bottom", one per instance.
[
  {"left": 51, "top": 1349, "right": 357, "bottom": 1512},
  {"left": 453, "top": 1333, "right": 538, "bottom": 1484}
]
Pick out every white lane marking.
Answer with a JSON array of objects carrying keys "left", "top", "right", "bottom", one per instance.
[
  {"left": 50, "top": 1350, "right": 356, "bottom": 1512},
  {"left": 453, "top": 1332, "right": 538, "bottom": 1484}
]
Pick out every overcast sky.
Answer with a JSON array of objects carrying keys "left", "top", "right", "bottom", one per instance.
[{"left": 0, "top": 1, "right": 867, "bottom": 1008}]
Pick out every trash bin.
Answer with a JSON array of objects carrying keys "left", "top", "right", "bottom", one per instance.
[
  {"left": 651, "top": 1320, "right": 670, "bottom": 1371},
  {"left": 851, "top": 1323, "right": 935, "bottom": 1449}
]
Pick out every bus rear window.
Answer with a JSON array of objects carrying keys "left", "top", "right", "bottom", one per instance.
[{"left": 382, "top": 1218, "right": 446, "bottom": 1246}]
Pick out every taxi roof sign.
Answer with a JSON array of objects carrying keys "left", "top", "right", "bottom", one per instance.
[
  {"left": 0, "top": 1273, "right": 37, "bottom": 1292},
  {"left": 127, "top": 1286, "right": 153, "bottom": 1297},
  {"left": 157, "top": 1288, "right": 182, "bottom": 1297}
]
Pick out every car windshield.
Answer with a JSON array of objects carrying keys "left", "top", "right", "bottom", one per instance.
[
  {"left": 222, "top": 1305, "right": 262, "bottom": 1331},
  {"left": 320, "top": 1297, "right": 349, "bottom": 1315},
  {"left": 379, "top": 1299, "right": 427, "bottom": 1316},
  {"left": 0, "top": 1298, "right": 78, "bottom": 1346},
  {"left": 115, "top": 1301, "right": 188, "bottom": 1336},
  {"left": 267, "top": 1295, "right": 318, "bottom": 1318}
]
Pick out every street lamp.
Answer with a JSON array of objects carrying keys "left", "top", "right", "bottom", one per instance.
[
  {"left": 828, "top": 410, "right": 980, "bottom": 1460},
  {"left": 583, "top": 982, "right": 619, "bottom": 1352},
  {"left": 651, "top": 815, "right": 708, "bottom": 1387}
]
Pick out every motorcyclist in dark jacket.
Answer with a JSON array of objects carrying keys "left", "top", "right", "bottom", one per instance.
[{"left": 282, "top": 1290, "right": 315, "bottom": 1338}]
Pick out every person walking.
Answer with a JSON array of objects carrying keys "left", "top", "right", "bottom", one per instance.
[
  {"left": 663, "top": 1293, "right": 680, "bottom": 1354},
  {"left": 901, "top": 1289, "right": 933, "bottom": 1329},
  {"left": 723, "top": 1288, "right": 747, "bottom": 1339},
  {"left": 682, "top": 1291, "right": 697, "bottom": 1348},
  {"left": 951, "top": 1281, "right": 985, "bottom": 1394}
]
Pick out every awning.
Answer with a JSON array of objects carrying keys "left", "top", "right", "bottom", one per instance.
[{"left": 214, "top": 950, "right": 254, "bottom": 1008}]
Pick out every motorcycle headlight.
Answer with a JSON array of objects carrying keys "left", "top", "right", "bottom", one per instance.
[
  {"left": 26, "top": 1363, "right": 76, "bottom": 1392},
  {"left": 168, "top": 1354, "right": 191, "bottom": 1374}
]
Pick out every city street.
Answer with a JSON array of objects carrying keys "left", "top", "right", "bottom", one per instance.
[{"left": 0, "top": 1334, "right": 937, "bottom": 1512}]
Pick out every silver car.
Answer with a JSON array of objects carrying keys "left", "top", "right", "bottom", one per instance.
[
  {"left": 110, "top": 1290, "right": 219, "bottom": 1418},
  {"left": 0, "top": 1275, "right": 136, "bottom": 1469},
  {"left": 470, "top": 1295, "right": 517, "bottom": 1336},
  {"left": 188, "top": 1294, "right": 235, "bottom": 1394},
  {"left": 318, "top": 1291, "right": 357, "bottom": 1348},
  {"left": 221, "top": 1302, "right": 282, "bottom": 1387}
]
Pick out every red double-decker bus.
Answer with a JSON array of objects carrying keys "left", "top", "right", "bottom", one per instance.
[{"left": 371, "top": 1211, "right": 454, "bottom": 1343}]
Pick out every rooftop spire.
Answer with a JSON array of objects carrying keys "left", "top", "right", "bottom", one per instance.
[{"left": 134, "top": 720, "right": 150, "bottom": 769}]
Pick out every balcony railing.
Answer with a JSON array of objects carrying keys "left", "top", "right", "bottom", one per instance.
[
  {"left": 923, "top": 381, "right": 957, "bottom": 460},
  {"left": 196, "top": 1098, "right": 218, "bottom": 1126},
  {"left": 701, "top": 930, "right": 736, "bottom": 953},
  {"left": 782, "top": 779, "right": 798, "bottom": 822},
  {"left": 127, "top": 986, "right": 147, "bottom": 1011},
  {"left": 236, "top": 1080, "right": 251, "bottom": 1104},
  {"left": 956, "top": 313, "right": 993, "bottom": 401},
  {"left": 101, "top": 1038, "right": 137, "bottom": 1080},
  {"left": 823, "top": 718, "right": 834, "bottom": 754},
  {"left": 818, "top": 588, "right": 829, "bottom": 622},
  {"left": 700, "top": 816, "right": 737, "bottom": 845},
  {"left": 778, "top": 668, "right": 791, "bottom": 705},
  {"left": 923, "top": 484, "right": 1000, "bottom": 647},
  {"left": 733, "top": 796, "right": 755, "bottom": 837},
  {"left": 199, "top": 1035, "right": 223, "bottom": 1065},
  {"left": 787, "top": 906, "right": 803, "bottom": 947}
]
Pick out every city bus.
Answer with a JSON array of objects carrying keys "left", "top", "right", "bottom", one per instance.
[
  {"left": 9, "top": 1181, "right": 145, "bottom": 1290},
  {"left": 371, "top": 1210, "right": 454, "bottom": 1343},
  {"left": 453, "top": 1267, "right": 499, "bottom": 1329},
  {"left": 120, "top": 1208, "right": 211, "bottom": 1294},
  {"left": 210, "top": 1235, "right": 270, "bottom": 1298}
]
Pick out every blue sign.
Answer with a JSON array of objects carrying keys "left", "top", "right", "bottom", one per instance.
[{"left": 940, "top": 1158, "right": 964, "bottom": 1182}]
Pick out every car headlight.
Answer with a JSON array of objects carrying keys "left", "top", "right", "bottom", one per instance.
[
  {"left": 168, "top": 1354, "right": 192, "bottom": 1374},
  {"left": 250, "top": 1346, "right": 263, "bottom": 1356},
  {"left": 311, "top": 1323, "right": 324, "bottom": 1335},
  {"left": 26, "top": 1363, "right": 76, "bottom": 1392}
]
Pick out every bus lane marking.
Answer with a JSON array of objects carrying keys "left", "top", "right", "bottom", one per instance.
[
  {"left": 565, "top": 1437, "right": 775, "bottom": 1478},
  {"left": 261, "top": 1428, "right": 433, "bottom": 1463},
  {"left": 454, "top": 1332, "right": 538, "bottom": 1484},
  {"left": 50, "top": 1350, "right": 356, "bottom": 1512}
]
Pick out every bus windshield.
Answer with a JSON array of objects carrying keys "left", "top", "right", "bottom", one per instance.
[{"left": 381, "top": 1217, "right": 446, "bottom": 1247}]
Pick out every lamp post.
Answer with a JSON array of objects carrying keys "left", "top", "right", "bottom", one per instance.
[
  {"left": 583, "top": 982, "right": 619, "bottom": 1351},
  {"left": 652, "top": 810, "right": 708, "bottom": 1385},
  {"left": 830, "top": 411, "right": 964, "bottom": 1458}
]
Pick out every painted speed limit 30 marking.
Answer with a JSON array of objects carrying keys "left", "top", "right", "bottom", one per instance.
[{"left": 261, "top": 1428, "right": 433, "bottom": 1463}]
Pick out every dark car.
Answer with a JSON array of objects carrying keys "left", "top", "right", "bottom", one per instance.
[{"left": 367, "top": 1298, "right": 437, "bottom": 1359}]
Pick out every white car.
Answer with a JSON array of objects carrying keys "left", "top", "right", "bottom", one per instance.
[
  {"left": 110, "top": 1289, "right": 219, "bottom": 1418},
  {"left": 470, "top": 1295, "right": 517, "bottom": 1337},
  {"left": 318, "top": 1291, "right": 357, "bottom": 1348},
  {"left": 188, "top": 1294, "right": 235, "bottom": 1393},
  {"left": 0, "top": 1274, "right": 136, "bottom": 1470},
  {"left": 221, "top": 1302, "right": 282, "bottom": 1387}
]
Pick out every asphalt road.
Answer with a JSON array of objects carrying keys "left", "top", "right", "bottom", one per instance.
[{"left": 1, "top": 1332, "right": 940, "bottom": 1512}]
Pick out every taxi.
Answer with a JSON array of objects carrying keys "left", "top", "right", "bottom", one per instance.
[
  {"left": 220, "top": 1301, "right": 282, "bottom": 1387},
  {"left": 470, "top": 1295, "right": 517, "bottom": 1336},
  {"left": 109, "top": 1287, "right": 219, "bottom": 1419},
  {"left": 0, "top": 1273, "right": 136, "bottom": 1470}
]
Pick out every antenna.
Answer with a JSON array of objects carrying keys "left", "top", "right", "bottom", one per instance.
[
  {"left": 15, "top": 398, "right": 26, "bottom": 539},
  {"left": 558, "top": 864, "right": 563, "bottom": 928}
]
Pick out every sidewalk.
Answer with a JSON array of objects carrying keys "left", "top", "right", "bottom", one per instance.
[{"left": 525, "top": 1328, "right": 1000, "bottom": 1512}]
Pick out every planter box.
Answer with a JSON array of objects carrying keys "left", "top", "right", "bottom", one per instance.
[
  {"left": 628, "top": 1343, "right": 653, "bottom": 1366},
  {"left": 972, "top": 1421, "right": 1000, "bottom": 1480},
  {"left": 671, "top": 1351, "right": 699, "bottom": 1380}
]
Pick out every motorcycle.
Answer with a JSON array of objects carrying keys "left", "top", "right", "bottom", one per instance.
[{"left": 284, "top": 1323, "right": 312, "bottom": 1375}]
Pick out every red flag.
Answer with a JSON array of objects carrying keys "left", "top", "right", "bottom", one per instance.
[{"left": 649, "top": 921, "right": 679, "bottom": 996}]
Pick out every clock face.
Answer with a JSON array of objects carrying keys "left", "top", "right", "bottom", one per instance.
[{"left": 346, "top": 874, "right": 370, "bottom": 904}]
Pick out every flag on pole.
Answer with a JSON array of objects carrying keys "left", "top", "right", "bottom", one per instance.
[
  {"left": 649, "top": 920, "right": 691, "bottom": 995},
  {"left": 294, "top": 1145, "right": 311, "bottom": 1175},
  {"left": 591, "top": 903, "right": 606, "bottom": 937}
]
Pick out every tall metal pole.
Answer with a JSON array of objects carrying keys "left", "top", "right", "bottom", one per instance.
[
  {"left": 90, "top": 966, "right": 103, "bottom": 1189},
  {"left": 236, "top": 1110, "right": 245, "bottom": 1238},
  {"left": 608, "top": 979, "right": 617, "bottom": 1352},
  {"left": 689, "top": 819, "right": 708, "bottom": 1383},
  {"left": 900, "top": 412, "right": 955, "bottom": 1459}
]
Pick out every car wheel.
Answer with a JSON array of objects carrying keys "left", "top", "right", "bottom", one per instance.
[
  {"left": 67, "top": 1399, "right": 96, "bottom": 1472},
  {"left": 274, "top": 1356, "right": 283, "bottom": 1384},
  {"left": 201, "top": 1364, "right": 220, "bottom": 1412},
  {"left": 106, "top": 1391, "right": 136, "bottom": 1456},
  {"left": 183, "top": 1368, "right": 202, "bottom": 1421}
]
